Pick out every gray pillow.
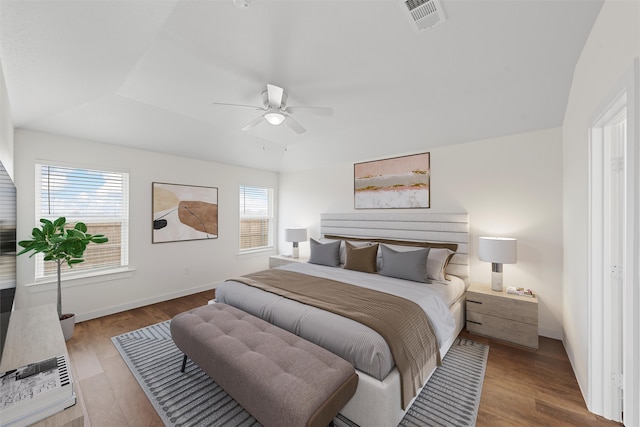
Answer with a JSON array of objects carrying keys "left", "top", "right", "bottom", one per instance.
[
  {"left": 378, "top": 244, "right": 430, "bottom": 282},
  {"left": 308, "top": 238, "right": 341, "bottom": 267}
]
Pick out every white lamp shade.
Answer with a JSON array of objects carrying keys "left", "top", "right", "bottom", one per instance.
[
  {"left": 285, "top": 228, "right": 308, "bottom": 243},
  {"left": 478, "top": 237, "right": 517, "bottom": 264},
  {"left": 264, "top": 111, "right": 285, "bottom": 125}
]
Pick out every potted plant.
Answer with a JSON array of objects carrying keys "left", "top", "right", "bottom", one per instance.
[{"left": 17, "top": 217, "right": 108, "bottom": 340}]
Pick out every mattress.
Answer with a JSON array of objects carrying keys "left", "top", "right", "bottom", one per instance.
[{"left": 215, "top": 262, "right": 463, "bottom": 381}]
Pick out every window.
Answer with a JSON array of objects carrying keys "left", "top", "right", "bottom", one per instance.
[
  {"left": 239, "top": 185, "right": 273, "bottom": 251},
  {"left": 35, "top": 163, "right": 129, "bottom": 279}
]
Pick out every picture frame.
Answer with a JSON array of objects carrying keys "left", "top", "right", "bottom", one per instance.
[
  {"left": 354, "top": 152, "right": 430, "bottom": 209},
  {"left": 152, "top": 182, "right": 218, "bottom": 243}
]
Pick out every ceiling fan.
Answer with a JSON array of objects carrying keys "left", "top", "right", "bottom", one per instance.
[{"left": 212, "top": 84, "right": 332, "bottom": 134}]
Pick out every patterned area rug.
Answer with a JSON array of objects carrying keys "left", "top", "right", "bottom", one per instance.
[{"left": 112, "top": 321, "right": 488, "bottom": 427}]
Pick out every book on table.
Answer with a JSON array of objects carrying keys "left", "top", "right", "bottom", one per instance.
[
  {"left": 0, "top": 354, "right": 76, "bottom": 427},
  {"left": 506, "top": 286, "right": 535, "bottom": 297}
]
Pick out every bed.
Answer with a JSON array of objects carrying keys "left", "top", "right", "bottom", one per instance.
[{"left": 216, "top": 212, "right": 469, "bottom": 426}]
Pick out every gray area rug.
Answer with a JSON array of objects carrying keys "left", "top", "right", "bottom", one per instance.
[{"left": 112, "top": 321, "right": 488, "bottom": 427}]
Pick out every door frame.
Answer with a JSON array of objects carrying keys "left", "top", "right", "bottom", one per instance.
[{"left": 587, "top": 58, "right": 639, "bottom": 424}]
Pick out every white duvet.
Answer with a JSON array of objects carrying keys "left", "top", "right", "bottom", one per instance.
[{"left": 215, "top": 262, "right": 461, "bottom": 381}]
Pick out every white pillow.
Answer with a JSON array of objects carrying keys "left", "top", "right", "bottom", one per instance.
[{"left": 426, "top": 248, "right": 455, "bottom": 281}]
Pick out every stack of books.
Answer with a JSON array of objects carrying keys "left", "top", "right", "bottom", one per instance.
[
  {"left": 0, "top": 354, "right": 76, "bottom": 426},
  {"left": 506, "top": 286, "right": 535, "bottom": 297}
]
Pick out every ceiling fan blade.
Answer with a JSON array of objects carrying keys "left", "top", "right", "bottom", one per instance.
[
  {"left": 241, "top": 115, "right": 265, "bottom": 131},
  {"left": 267, "top": 84, "right": 284, "bottom": 108},
  {"left": 285, "top": 106, "right": 333, "bottom": 116},
  {"left": 212, "top": 102, "right": 264, "bottom": 110},
  {"left": 285, "top": 116, "right": 306, "bottom": 134}
]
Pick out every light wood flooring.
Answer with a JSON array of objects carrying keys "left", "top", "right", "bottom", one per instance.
[{"left": 66, "top": 291, "right": 621, "bottom": 427}]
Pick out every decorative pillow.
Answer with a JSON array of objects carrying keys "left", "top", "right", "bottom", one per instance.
[
  {"left": 341, "top": 240, "right": 374, "bottom": 265},
  {"left": 343, "top": 242, "right": 379, "bottom": 273},
  {"left": 378, "top": 244, "right": 429, "bottom": 283},
  {"left": 376, "top": 243, "right": 420, "bottom": 271},
  {"left": 426, "top": 248, "right": 455, "bottom": 281},
  {"left": 315, "top": 237, "right": 344, "bottom": 263},
  {"left": 308, "top": 238, "right": 341, "bottom": 267}
]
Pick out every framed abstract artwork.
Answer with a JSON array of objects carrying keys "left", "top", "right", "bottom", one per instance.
[
  {"left": 152, "top": 182, "right": 218, "bottom": 243},
  {"left": 354, "top": 152, "right": 430, "bottom": 209}
]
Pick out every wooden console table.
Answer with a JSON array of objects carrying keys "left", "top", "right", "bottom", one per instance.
[{"left": 0, "top": 304, "right": 84, "bottom": 426}]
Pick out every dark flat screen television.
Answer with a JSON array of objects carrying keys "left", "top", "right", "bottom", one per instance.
[{"left": 0, "top": 159, "right": 17, "bottom": 364}]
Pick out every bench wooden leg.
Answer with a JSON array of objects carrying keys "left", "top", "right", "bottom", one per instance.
[{"left": 181, "top": 354, "right": 187, "bottom": 373}]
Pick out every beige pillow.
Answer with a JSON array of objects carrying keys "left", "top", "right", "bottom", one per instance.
[
  {"left": 343, "top": 242, "right": 379, "bottom": 273},
  {"left": 340, "top": 240, "right": 374, "bottom": 265}
]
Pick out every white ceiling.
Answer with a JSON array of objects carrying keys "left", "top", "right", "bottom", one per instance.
[{"left": 0, "top": 0, "right": 603, "bottom": 172}]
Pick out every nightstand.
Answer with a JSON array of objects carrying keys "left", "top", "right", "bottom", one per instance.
[
  {"left": 268, "top": 255, "right": 309, "bottom": 268},
  {"left": 466, "top": 283, "right": 539, "bottom": 349}
]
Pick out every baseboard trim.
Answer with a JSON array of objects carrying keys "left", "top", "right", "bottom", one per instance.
[{"left": 75, "top": 282, "right": 218, "bottom": 322}]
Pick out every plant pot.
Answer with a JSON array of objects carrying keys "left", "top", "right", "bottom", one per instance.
[{"left": 60, "top": 313, "right": 76, "bottom": 340}]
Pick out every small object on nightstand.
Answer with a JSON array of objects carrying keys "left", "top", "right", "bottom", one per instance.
[{"left": 506, "top": 286, "right": 535, "bottom": 297}]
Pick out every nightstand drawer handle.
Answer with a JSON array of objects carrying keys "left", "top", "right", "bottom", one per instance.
[
  {"left": 467, "top": 320, "right": 482, "bottom": 325},
  {"left": 467, "top": 300, "right": 482, "bottom": 305}
]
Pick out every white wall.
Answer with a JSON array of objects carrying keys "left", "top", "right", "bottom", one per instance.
[
  {"left": 0, "top": 58, "right": 14, "bottom": 178},
  {"left": 562, "top": 0, "right": 640, "bottom": 410},
  {"left": 280, "top": 127, "right": 564, "bottom": 339},
  {"left": 14, "top": 129, "right": 278, "bottom": 321}
]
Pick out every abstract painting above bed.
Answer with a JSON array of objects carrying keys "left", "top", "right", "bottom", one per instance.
[{"left": 354, "top": 152, "right": 430, "bottom": 209}]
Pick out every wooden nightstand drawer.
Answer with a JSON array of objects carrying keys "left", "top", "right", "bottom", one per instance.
[
  {"left": 466, "top": 311, "right": 539, "bottom": 348},
  {"left": 466, "top": 283, "right": 539, "bottom": 349},
  {"left": 466, "top": 291, "right": 537, "bottom": 325}
]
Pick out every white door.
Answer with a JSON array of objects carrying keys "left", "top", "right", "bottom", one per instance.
[
  {"left": 588, "top": 59, "right": 639, "bottom": 425},
  {"left": 602, "top": 105, "right": 625, "bottom": 420}
]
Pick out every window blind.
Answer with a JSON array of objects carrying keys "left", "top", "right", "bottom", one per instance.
[
  {"left": 239, "top": 185, "right": 273, "bottom": 251},
  {"left": 35, "top": 164, "right": 129, "bottom": 278}
]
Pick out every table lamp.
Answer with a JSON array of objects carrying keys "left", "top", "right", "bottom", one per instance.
[
  {"left": 285, "top": 228, "right": 308, "bottom": 258},
  {"left": 478, "top": 236, "right": 517, "bottom": 291}
]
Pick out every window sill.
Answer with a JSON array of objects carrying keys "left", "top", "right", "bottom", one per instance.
[
  {"left": 237, "top": 246, "right": 275, "bottom": 256},
  {"left": 25, "top": 267, "right": 136, "bottom": 293}
]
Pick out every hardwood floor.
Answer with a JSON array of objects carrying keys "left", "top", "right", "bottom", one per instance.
[
  {"left": 457, "top": 330, "right": 621, "bottom": 427},
  {"left": 66, "top": 291, "right": 621, "bottom": 427}
]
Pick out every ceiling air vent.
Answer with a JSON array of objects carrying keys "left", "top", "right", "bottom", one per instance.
[{"left": 400, "top": 0, "right": 446, "bottom": 31}]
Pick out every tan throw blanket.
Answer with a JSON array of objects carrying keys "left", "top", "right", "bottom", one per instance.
[{"left": 227, "top": 269, "right": 441, "bottom": 409}]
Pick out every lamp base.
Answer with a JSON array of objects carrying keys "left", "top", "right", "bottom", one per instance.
[
  {"left": 491, "top": 271, "right": 503, "bottom": 292},
  {"left": 292, "top": 246, "right": 299, "bottom": 259}
]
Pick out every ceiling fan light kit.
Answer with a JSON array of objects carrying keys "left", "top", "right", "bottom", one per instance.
[
  {"left": 264, "top": 111, "right": 286, "bottom": 125},
  {"left": 212, "top": 83, "right": 332, "bottom": 134}
]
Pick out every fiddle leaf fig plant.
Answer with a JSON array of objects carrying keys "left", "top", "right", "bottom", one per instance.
[{"left": 18, "top": 217, "right": 109, "bottom": 319}]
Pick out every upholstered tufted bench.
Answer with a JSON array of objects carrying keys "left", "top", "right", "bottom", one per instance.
[{"left": 170, "top": 303, "right": 358, "bottom": 427}]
